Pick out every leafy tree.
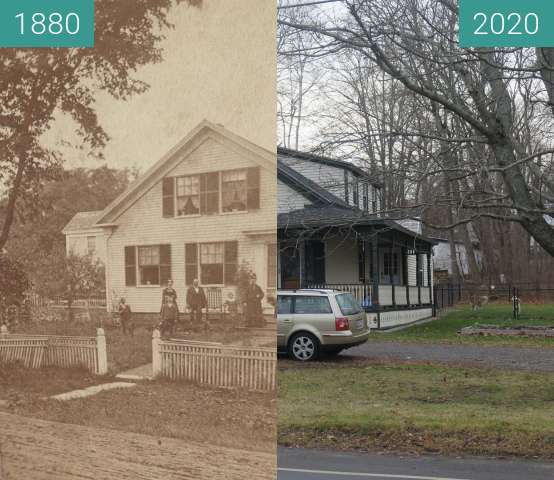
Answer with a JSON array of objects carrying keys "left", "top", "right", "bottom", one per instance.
[
  {"left": 34, "top": 248, "right": 105, "bottom": 319},
  {"left": 0, "top": 0, "right": 200, "bottom": 250},
  {"left": 0, "top": 254, "right": 30, "bottom": 307},
  {"left": 3, "top": 166, "right": 134, "bottom": 274}
]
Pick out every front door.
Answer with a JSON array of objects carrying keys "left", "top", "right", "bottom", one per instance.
[{"left": 380, "top": 249, "right": 402, "bottom": 284}]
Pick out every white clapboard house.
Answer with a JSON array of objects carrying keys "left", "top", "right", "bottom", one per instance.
[
  {"left": 277, "top": 147, "right": 436, "bottom": 329},
  {"left": 64, "top": 121, "right": 277, "bottom": 319}
]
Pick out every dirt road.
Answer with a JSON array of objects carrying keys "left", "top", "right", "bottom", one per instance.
[{"left": 0, "top": 412, "right": 275, "bottom": 479}]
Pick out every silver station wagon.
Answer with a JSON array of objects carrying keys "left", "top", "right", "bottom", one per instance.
[{"left": 277, "top": 289, "right": 370, "bottom": 361}]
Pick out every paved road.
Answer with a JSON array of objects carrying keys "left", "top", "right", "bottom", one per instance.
[
  {"left": 0, "top": 412, "right": 275, "bottom": 479},
  {"left": 278, "top": 447, "right": 554, "bottom": 480},
  {"left": 348, "top": 341, "right": 554, "bottom": 372}
]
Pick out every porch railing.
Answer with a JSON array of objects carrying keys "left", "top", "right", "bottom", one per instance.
[
  {"left": 307, "top": 283, "right": 432, "bottom": 308},
  {"left": 308, "top": 283, "right": 373, "bottom": 307}
]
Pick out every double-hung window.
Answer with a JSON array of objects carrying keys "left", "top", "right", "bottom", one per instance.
[
  {"left": 185, "top": 241, "right": 238, "bottom": 286},
  {"left": 176, "top": 175, "right": 200, "bottom": 216},
  {"left": 163, "top": 167, "right": 260, "bottom": 217},
  {"left": 222, "top": 169, "right": 248, "bottom": 212},
  {"left": 125, "top": 245, "right": 171, "bottom": 286}
]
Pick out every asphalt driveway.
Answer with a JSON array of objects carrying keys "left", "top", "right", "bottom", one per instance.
[{"left": 347, "top": 341, "right": 554, "bottom": 372}]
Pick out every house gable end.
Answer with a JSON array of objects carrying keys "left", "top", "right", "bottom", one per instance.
[{"left": 96, "top": 121, "right": 275, "bottom": 225}]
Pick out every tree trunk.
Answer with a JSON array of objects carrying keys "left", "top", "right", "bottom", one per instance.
[{"left": 0, "top": 154, "right": 26, "bottom": 250}]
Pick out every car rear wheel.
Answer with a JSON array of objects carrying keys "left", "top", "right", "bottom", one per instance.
[{"left": 289, "top": 332, "right": 319, "bottom": 361}]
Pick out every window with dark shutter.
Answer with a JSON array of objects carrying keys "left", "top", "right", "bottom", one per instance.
[
  {"left": 246, "top": 167, "right": 260, "bottom": 210},
  {"left": 200, "top": 172, "right": 219, "bottom": 214},
  {"left": 159, "top": 244, "right": 171, "bottom": 285},
  {"left": 162, "top": 177, "right": 175, "bottom": 218},
  {"left": 137, "top": 245, "right": 170, "bottom": 286},
  {"left": 124, "top": 246, "right": 137, "bottom": 286},
  {"left": 224, "top": 241, "right": 238, "bottom": 285},
  {"left": 185, "top": 243, "right": 198, "bottom": 285}
]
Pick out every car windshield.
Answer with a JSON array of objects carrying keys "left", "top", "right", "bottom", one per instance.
[{"left": 336, "top": 293, "right": 363, "bottom": 315}]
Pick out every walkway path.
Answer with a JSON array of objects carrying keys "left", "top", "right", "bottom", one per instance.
[
  {"left": 115, "top": 363, "right": 153, "bottom": 380},
  {"left": 0, "top": 412, "right": 275, "bottom": 479},
  {"left": 349, "top": 341, "right": 554, "bottom": 372}
]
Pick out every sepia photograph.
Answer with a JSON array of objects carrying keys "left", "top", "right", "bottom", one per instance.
[{"left": 1, "top": 1, "right": 276, "bottom": 479}]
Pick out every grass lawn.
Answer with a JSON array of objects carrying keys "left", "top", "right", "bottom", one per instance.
[
  {"left": 371, "top": 304, "right": 554, "bottom": 347},
  {"left": 278, "top": 361, "right": 554, "bottom": 458},
  {"left": 0, "top": 365, "right": 275, "bottom": 453}
]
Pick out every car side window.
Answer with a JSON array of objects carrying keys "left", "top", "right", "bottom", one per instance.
[
  {"left": 277, "top": 295, "right": 294, "bottom": 314},
  {"left": 294, "top": 296, "right": 333, "bottom": 314}
]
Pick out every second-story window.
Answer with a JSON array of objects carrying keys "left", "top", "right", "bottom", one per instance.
[
  {"left": 176, "top": 175, "right": 200, "bottom": 216},
  {"left": 163, "top": 167, "right": 260, "bottom": 218},
  {"left": 363, "top": 183, "right": 369, "bottom": 211},
  {"left": 222, "top": 169, "right": 247, "bottom": 212},
  {"left": 352, "top": 178, "right": 359, "bottom": 207}
]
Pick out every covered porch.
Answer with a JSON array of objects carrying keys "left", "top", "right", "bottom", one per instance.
[{"left": 278, "top": 210, "right": 435, "bottom": 328}]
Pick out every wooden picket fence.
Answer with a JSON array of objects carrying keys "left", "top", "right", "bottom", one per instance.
[
  {"left": 0, "top": 327, "right": 108, "bottom": 375},
  {"left": 152, "top": 331, "right": 276, "bottom": 392}
]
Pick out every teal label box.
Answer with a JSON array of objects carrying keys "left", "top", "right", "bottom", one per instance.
[
  {"left": 0, "top": 0, "right": 94, "bottom": 48},
  {"left": 460, "top": 0, "right": 554, "bottom": 47}
]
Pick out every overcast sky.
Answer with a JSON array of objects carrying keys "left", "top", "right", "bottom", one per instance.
[{"left": 45, "top": 0, "right": 276, "bottom": 173}]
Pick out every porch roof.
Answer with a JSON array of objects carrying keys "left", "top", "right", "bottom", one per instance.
[{"left": 278, "top": 206, "right": 437, "bottom": 246}]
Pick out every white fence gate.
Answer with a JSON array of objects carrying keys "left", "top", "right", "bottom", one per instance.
[
  {"left": 152, "top": 330, "right": 276, "bottom": 391},
  {"left": 0, "top": 327, "right": 108, "bottom": 375}
]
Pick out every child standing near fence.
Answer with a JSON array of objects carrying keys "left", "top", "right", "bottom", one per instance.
[
  {"left": 159, "top": 295, "right": 178, "bottom": 338},
  {"left": 118, "top": 298, "right": 134, "bottom": 335}
]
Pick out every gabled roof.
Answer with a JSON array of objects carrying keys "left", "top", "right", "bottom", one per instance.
[
  {"left": 278, "top": 147, "right": 382, "bottom": 188},
  {"left": 62, "top": 211, "right": 104, "bottom": 234},
  {"left": 95, "top": 120, "right": 275, "bottom": 225},
  {"left": 277, "top": 159, "right": 349, "bottom": 208}
]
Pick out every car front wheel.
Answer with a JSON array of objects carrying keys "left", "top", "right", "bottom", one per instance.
[{"left": 289, "top": 332, "right": 320, "bottom": 361}]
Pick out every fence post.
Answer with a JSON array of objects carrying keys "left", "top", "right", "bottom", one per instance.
[
  {"left": 152, "top": 329, "right": 161, "bottom": 377},
  {"left": 96, "top": 328, "right": 108, "bottom": 375}
]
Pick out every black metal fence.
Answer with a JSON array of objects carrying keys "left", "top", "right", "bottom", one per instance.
[{"left": 433, "top": 283, "right": 554, "bottom": 313}]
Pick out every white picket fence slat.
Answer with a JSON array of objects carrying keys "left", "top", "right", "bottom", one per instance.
[
  {"left": 152, "top": 330, "right": 276, "bottom": 392},
  {"left": 0, "top": 328, "right": 108, "bottom": 375}
]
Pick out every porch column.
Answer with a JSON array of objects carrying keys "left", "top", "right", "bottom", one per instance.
[
  {"left": 426, "top": 248, "right": 432, "bottom": 304},
  {"left": 371, "top": 235, "right": 379, "bottom": 310},
  {"left": 403, "top": 248, "right": 410, "bottom": 305},
  {"left": 299, "top": 241, "right": 305, "bottom": 288},
  {"left": 390, "top": 240, "right": 396, "bottom": 307},
  {"left": 417, "top": 253, "right": 422, "bottom": 305}
]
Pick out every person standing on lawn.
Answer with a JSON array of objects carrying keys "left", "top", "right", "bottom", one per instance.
[
  {"left": 244, "top": 273, "right": 265, "bottom": 328},
  {"left": 161, "top": 279, "right": 178, "bottom": 311},
  {"left": 118, "top": 297, "right": 133, "bottom": 335},
  {"left": 186, "top": 278, "right": 207, "bottom": 330},
  {"left": 159, "top": 295, "right": 178, "bottom": 338}
]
